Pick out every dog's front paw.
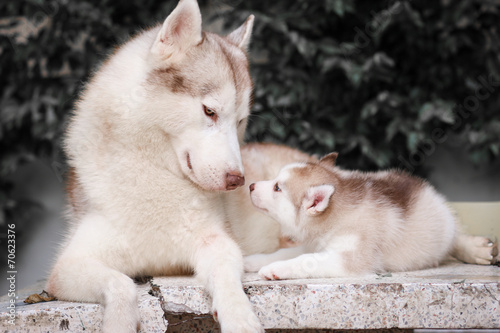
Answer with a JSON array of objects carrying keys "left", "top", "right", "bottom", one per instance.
[
  {"left": 244, "top": 254, "right": 271, "bottom": 272},
  {"left": 219, "top": 311, "right": 263, "bottom": 333},
  {"left": 217, "top": 300, "right": 263, "bottom": 333},
  {"left": 258, "top": 261, "right": 294, "bottom": 280}
]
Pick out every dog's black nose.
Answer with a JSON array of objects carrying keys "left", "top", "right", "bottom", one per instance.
[
  {"left": 249, "top": 183, "right": 255, "bottom": 192},
  {"left": 226, "top": 173, "right": 245, "bottom": 190}
]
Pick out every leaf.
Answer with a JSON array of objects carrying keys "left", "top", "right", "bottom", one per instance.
[
  {"left": 402, "top": 2, "right": 424, "bottom": 28},
  {"left": 358, "top": 136, "right": 390, "bottom": 167},
  {"left": 325, "top": 0, "right": 354, "bottom": 17},
  {"left": 489, "top": 143, "right": 499, "bottom": 156},
  {"left": 269, "top": 120, "right": 286, "bottom": 139},
  {"left": 314, "top": 130, "right": 336, "bottom": 149},
  {"left": 287, "top": 31, "right": 317, "bottom": 60},
  {"left": 385, "top": 119, "right": 401, "bottom": 141},
  {"left": 407, "top": 132, "right": 419, "bottom": 152},
  {"left": 360, "top": 101, "right": 378, "bottom": 119},
  {"left": 418, "top": 100, "right": 455, "bottom": 124},
  {"left": 468, "top": 131, "right": 488, "bottom": 145},
  {"left": 24, "top": 290, "right": 57, "bottom": 304},
  {"left": 257, "top": 14, "right": 288, "bottom": 34},
  {"left": 321, "top": 56, "right": 342, "bottom": 73},
  {"left": 317, "top": 39, "right": 343, "bottom": 56},
  {"left": 468, "top": 149, "right": 489, "bottom": 165}
]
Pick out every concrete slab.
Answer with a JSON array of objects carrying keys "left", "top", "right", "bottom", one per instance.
[
  {"left": 0, "top": 280, "right": 166, "bottom": 332},
  {"left": 1, "top": 261, "right": 499, "bottom": 332}
]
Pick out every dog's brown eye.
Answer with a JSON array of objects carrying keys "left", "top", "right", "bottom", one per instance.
[
  {"left": 274, "top": 183, "right": 281, "bottom": 192},
  {"left": 203, "top": 105, "right": 216, "bottom": 118}
]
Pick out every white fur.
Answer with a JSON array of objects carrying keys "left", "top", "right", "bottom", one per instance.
[
  {"left": 249, "top": 179, "right": 297, "bottom": 237},
  {"left": 244, "top": 245, "right": 307, "bottom": 272},
  {"left": 258, "top": 251, "right": 347, "bottom": 280},
  {"left": 246, "top": 235, "right": 360, "bottom": 280},
  {"left": 249, "top": 164, "right": 308, "bottom": 239}
]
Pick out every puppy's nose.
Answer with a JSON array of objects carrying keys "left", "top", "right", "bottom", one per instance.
[
  {"left": 226, "top": 173, "right": 245, "bottom": 190},
  {"left": 249, "top": 183, "right": 255, "bottom": 192}
]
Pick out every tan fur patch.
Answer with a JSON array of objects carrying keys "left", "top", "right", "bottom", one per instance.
[
  {"left": 149, "top": 66, "right": 192, "bottom": 94},
  {"left": 304, "top": 165, "right": 426, "bottom": 216},
  {"left": 369, "top": 171, "right": 425, "bottom": 215},
  {"left": 66, "top": 168, "right": 78, "bottom": 207},
  {"left": 66, "top": 167, "right": 87, "bottom": 218},
  {"left": 337, "top": 176, "right": 366, "bottom": 205},
  {"left": 147, "top": 32, "right": 252, "bottom": 101},
  {"left": 279, "top": 236, "right": 298, "bottom": 248},
  {"left": 215, "top": 35, "right": 252, "bottom": 106},
  {"left": 284, "top": 162, "right": 427, "bottom": 238}
]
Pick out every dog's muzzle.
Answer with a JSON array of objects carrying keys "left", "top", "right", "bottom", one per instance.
[{"left": 226, "top": 173, "right": 245, "bottom": 190}]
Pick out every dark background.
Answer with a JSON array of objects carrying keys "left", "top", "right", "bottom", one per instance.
[{"left": 1, "top": 0, "right": 499, "bottom": 289}]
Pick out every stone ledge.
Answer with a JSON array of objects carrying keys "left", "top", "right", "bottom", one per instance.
[
  {"left": 0, "top": 281, "right": 166, "bottom": 332},
  {"left": 1, "top": 261, "right": 499, "bottom": 332}
]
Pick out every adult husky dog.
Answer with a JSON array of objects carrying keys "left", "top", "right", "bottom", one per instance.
[{"left": 47, "top": 0, "right": 263, "bottom": 331}]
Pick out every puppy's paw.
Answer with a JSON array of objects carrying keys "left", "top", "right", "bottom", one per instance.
[
  {"left": 244, "top": 254, "right": 271, "bottom": 272},
  {"left": 468, "top": 236, "right": 498, "bottom": 265},
  {"left": 258, "top": 261, "right": 294, "bottom": 280}
]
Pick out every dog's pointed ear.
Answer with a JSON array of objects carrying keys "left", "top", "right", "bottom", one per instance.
[
  {"left": 302, "top": 185, "right": 335, "bottom": 216},
  {"left": 226, "top": 15, "right": 254, "bottom": 51},
  {"left": 319, "top": 152, "right": 338, "bottom": 169},
  {"left": 151, "top": 0, "right": 202, "bottom": 60}
]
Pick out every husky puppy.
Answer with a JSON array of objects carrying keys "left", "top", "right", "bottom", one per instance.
[
  {"left": 226, "top": 143, "right": 317, "bottom": 255},
  {"left": 47, "top": 0, "right": 264, "bottom": 332},
  {"left": 245, "top": 152, "right": 499, "bottom": 280}
]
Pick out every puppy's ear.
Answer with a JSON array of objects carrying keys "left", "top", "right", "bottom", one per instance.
[
  {"left": 151, "top": 0, "right": 202, "bottom": 60},
  {"left": 226, "top": 15, "right": 254, "bottom": 51},
  {"left": 302, "top": 185, "right": 335, "bottom": 216},
  {"left": 319, "top": 152, "right": 338, "bottom": 169}
]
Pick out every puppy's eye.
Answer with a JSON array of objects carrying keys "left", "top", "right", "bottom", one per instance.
[
  {"left": 238, "top": 118, "right": 246, "bottom": 126},
  {"left": 203, "top": 105, "right": 217, "bottom": 119},
  {"left": 274, "top": 183, "right": 281, "bottom": 192}
]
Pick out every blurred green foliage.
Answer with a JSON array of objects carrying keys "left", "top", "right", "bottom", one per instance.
[
  {"left": 222, "top": 0, "right": 500, "bottom": 170},
  {"left": 1, "top": 0, "right": 499, "bottom": 230}
]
